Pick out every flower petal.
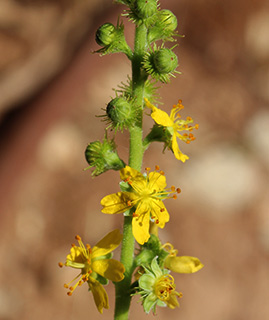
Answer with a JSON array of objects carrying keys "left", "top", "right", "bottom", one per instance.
[
  {"left": 165, "top": 256, "right": 204, "bottom": 274},
  {"left": 148, "top": 171, "right": 167, "bottom": 191},
  {"left": 66, "top": 247, "right": 86, "bottom": 266},
  {"left": 166, "top": 293, "right": 180, "bottom": 309},
  {"left": 88, "top": 277, "right": 109, "bottom": 313},
  {"left": 151, "top": 200, "right": 169, "bottom": 228},
  {"left": 171, "top": 134, "right": 189, "bottom": 162},
  {"left": 101, "top": 192, "right": 134, "bottom": 214},
  {"left": 120, "top": 166, "right": 144, "bottom": 181},
  {"left": 92, "top": 229, "right": 122, "bottom": 258},
  {"left": 132, "top": 203, "right": 150, "bottom": 245},
  {"left": 92, "top": 259, "right": 125, "bottom": 282},
  {"left": 145, "top": 99, "right": 174, "bottom": 127}
]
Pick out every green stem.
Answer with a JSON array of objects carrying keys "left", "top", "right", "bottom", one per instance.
[{"left": 114, "top": 23, "right": 148, "bottom": 320}]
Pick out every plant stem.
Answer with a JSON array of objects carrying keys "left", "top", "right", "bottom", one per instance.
[{"left": 114, "top": 23, "right": 148, "bottom": 320}]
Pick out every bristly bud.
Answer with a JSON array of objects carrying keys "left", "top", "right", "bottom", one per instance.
[
  {"left": 148, "top": 9, "right": 178, "bottom": 43},
  {"left": 134, "top": 0, "right": 158, "bottom": 19},
  {"left": 143, "top": 46, "right": 179, "bottom": 83},
  {"left": 95, "top": 23, "right": 116, "bottom": 46},
  {"left": 94, "top": 21, "right": 132, "bottom": 59},
  {"left": 106, "top": 97, "right": 136, "bottom": 131},
  {"left": 84, "top": 136, "right": 125, "bottom": 176},
  {"left": 126, "top": 0, "right": 159, "bottom": 26}
]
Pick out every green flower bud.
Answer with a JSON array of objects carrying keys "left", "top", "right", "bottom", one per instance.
[
  {"left": 95, "top": 23, "right": 116, "bottom": 47},
  {"left": 85, "top": 137, "right": 125, "bottom": 176},
  {"left": 143, "top": 47, "right": 179, "bottom": 83},
  {"left": 94, "top": 21, "right": 132, "bottom": 59},
  {"left": 134, "top": 0, "right": 158, "bottom": 19},
  {"left": 153, "top": 48, "right": 178, "bottom": 73},
  {"left": 148, "top": 9, "right": 178, "bottom": 43},
  {"left": 106, "top": 97, "right": 134, "bottom": 130}
]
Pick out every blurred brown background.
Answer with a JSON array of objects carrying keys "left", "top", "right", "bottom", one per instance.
[{"left": 0, "top": 0, "right": 269, "bottom": 319}]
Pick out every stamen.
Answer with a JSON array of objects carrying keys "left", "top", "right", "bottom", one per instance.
[
  {"left": 159, "top": 170, "right": 164, "bottom": 175},
  {"left": 176, "top": 188, "right": 181, "bottom": 193},
  {"left": 145, "top": 167, "right": 151, "bottom": 172},
  {"left": 127, "top": 200, "right": 132, "bottom": 207},
  {"left": 186, "top": 116, "right": 192, "bottom": 121},
  {"left": 75, "top": 235, "right": 81, "bottom": 241},
  {"left": 155, "top": 165, "right": 160, "bottom": 171},
  {"left": 64, "top": 284, "right": 69, "bottom": 288},
  {"left": 58, "top": 262, "right": 64, "bottom": 268},
  {"left": 67, "top": 292, "right": 72, "bottom": 296},
  {"left": 173, "top": 194, "right": 177, "bottom": 199},
  {"left": 195, "top": 124, "right": 199, "bottom": 129}
]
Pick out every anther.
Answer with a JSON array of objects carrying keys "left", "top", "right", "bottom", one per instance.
[
  {"left": 58, "top": 262, "right": 64, "bottom": 268},
  {"left": 173, "top": 194, "right": 177, "bottom": 199},
  {"left": 127, "top": 200, "right": 132, "bottom": 207},
  {"left": 69, "top": 286, "right": 74, "bottom": 291},
  {"left": 71, "top": 243, "right": 75, "bottom": 247},
  {"left": 64, "top": 284, "right": 69, "bottom": 289},
  {"left": 160, "top": 208, "right": 165, "bottom": 212},
  {"left": 67, "top": 292, "right": 72, "bottom": 296},
  {"left": 75, "top": 235, "right": 81, "bottom": 241},
  {"left": 156, "top": 219, "right": 159, "bottom": 224},
  {"left": 155, "top": 165, "right": 160, "bottom": 171},
  {"left": 195, "top": 124, "right": 199, "bottom": 129},
  {"left": 145, "top": 167, "right": 151, "bottom": 171},
  {"left": 176, "top": 188, "right": 181, "bottom": 193},
  {"left": 186, "top": 116, "right": 192, "bottom": 121},
  {"left": 171, "top": 186, "right": 175, "bottom": 192},
  {"left": 159, "top": 170, "right": 164, "bottom": 175}
]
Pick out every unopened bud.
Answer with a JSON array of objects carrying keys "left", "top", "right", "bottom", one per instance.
[
  {"left": 106, "top": 97, "right": 134, "bottom": 130},
  {"left": 95, "top": 23, "right": 116, "bottom": 47},
  {"left": 134, "top": 0, "right": 158, "bottom": 19},
  {"left": 85, "top": 138, "right": 125, "bottom": 176}
]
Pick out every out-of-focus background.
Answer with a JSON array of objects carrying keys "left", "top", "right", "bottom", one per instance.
[{"left": 0, "top": 0, "right": 269, "bottom": 319}]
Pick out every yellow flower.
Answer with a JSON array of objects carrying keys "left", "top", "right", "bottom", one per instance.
[
  {"left": 145, "top": 98, "right": 198, "bottom": 162},
  {"left": 162, "top": 243, "right": 204, "bottom": 273},
  {"left": 138, "top": 257, "right": 182, "bottom": 314},
  {"left": 58, "top": 229, "right": 125, "bottom": 313},
  {"left": 101, "top": 166, "right": 180, "bottom": 245}
]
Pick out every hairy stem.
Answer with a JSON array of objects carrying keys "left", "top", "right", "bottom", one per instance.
[{"left": 114, "top": 23, "right": 148, "bottom": 320}]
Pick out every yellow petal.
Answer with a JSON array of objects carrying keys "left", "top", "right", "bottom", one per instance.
[
  {"left": 120, "top": 166, "right": 144, "bottom": 181},
  {"left": 151, "top": 107, "right": 174, "bottom": 127},
  {"left": 132, "top": 203, "right": 150, "bottom": 245},
  {"left": 92, "top": 259, "right": 125, "bottom": 282},
  {"left": 171, "top": 134, "right": 189, "bottom": 162},
  {"left": 151, "top": 201, "right": 169, "bottom": 228},
  {"left": 89, "top": 278, "right": 109, "bottom": 313},
  {"left": 165, "top": 256, "right": 204, "bottom": 274},
  {"left": 166, "top": 293, "right": 180, "bottom": 309},
  {"left": 148, "top": 171, "right": 167, "bottom": 190},
  {"left": 101, "top": 192, "right": 133, "bottom": 214},
  {"left": 66, "top": 247, "right": 85, "bottom": 264},
  {"left": 91, "top": 229, "right": 122, "bottom": 258}
]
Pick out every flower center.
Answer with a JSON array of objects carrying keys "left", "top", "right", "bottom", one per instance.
[{"left": 154, "top": 274, "right": 175, "bottom": 301}]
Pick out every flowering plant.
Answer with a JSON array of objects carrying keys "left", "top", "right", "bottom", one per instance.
[{"left": 59, "top": 0, "right": 203, "bottom": 318}]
